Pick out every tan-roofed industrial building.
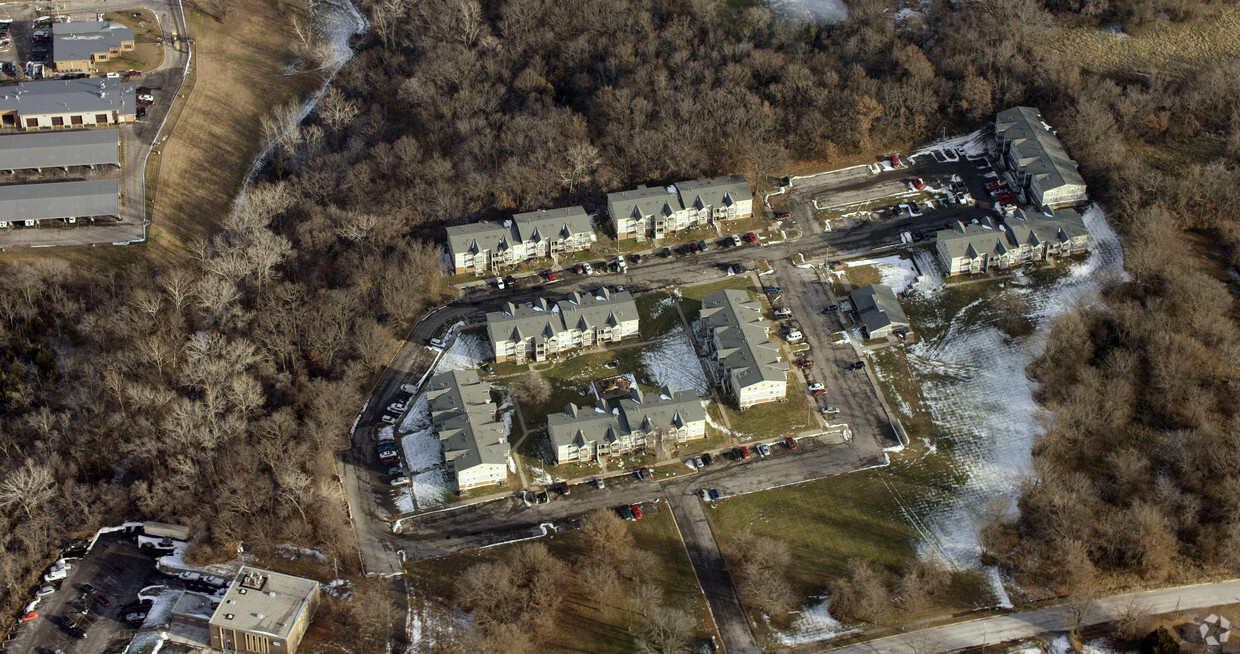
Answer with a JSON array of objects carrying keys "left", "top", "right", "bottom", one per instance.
[
  {"left": 0, "top": 179, "right": 120, "bottom": 227},
  {"left": 0, "top": 78, "right": 136, "bottom": 130},
  {"left": 209, "top": 567, "right": 320, "bottom": 654},
  {"left": 52, "top": 21, "right": 134, "bottom": 72},
  {"left": 0, "top": 129, "right": 120, "bottom": 172}
]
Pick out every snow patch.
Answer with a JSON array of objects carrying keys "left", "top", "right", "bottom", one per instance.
[
  {"left": 433, "top": 332, "right": 489, "bottom": 374},
  {"left": 412, "top": 469, "right": 451, "bottom": 509},
  {"left": 641, "top": 332, "right": 711, "bottom": 396},
  {"left": 770, "top": 0, "right": 848, "bottom": 23},
  {"left": 773, "top": 598, "right": 857, "bottom": 646},
  {"left": 846, "top": 255, "right": 923, "bottom": 294}
]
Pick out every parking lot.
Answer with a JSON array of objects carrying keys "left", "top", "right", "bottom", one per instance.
[{"left": 4, "top": 531, "right": 169, "bottom": 654}]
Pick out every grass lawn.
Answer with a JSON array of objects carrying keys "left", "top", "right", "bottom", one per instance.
[
  {"left": 720, "top": 374, "right": 809, "bottom": 440},
  {"left": 843, "top": 264, "right": 882, "bottom": 289},
  {"left": 707, "top": 452, "right": 990, "bottom": 643},
  {"left": 722, "top": 215, "right": 772, "bottom": 238},
  {"left": 146, "top": 0, "right": 327, "bottom": 258},
  {"left": 679, "top": 276, "right": 758, "bottom": 322},
  {"left": 406, "top": 505, "right": 713, "bottom": 653},
  {"left": 100, "top": 9, "right": 165, "bottom": 73},
  {"left": 636, "top": 291, "right": 684, "bottom": 340},
  {"left": 656, "top": 225, "right": 719, "bottom": 249},
  {"left": 867, "top": 348, "right": 937, "bottom": 442}
]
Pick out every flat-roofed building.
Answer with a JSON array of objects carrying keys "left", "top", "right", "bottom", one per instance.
[
  {"left": 849, "top": 284, "right": 910, "bottom": 339},
  {"left": 700, "top": 289, "right": 787, "bottom": 408},
  {"left": 52, "top": 21, "right": 135, "bottom": 72},
  {"left": 995, "top": 107, "right": 1088, "bottom": 210},
  {"left": 0, "top": 78, "right": 136, "bottom": 130},
  {"left": 0, "top": 179, "right": 120, "bottom": 227},
  {"left": 0, "top": 129, "right": 120, "bottom": 171},
  {"left": 445, "top": 206, "right": 594, "bottom": 273},
  {"left": 549, "top": 387, "right": 706, "bottom": 464},
  {"left": 426, "top": 369, "right": 511, "bottom": 491},
  {"left": 209, "top": 567, "right": 320, "bottom": 654},
  {"left": 486, "top": 289, "right": 639, "bottom": 363}
]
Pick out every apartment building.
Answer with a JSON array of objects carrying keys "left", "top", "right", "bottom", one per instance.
[
  {"left": 548, "top": 387, "right": 706, "bottom": 464},
  {"left": 52, "top": 21, "right": 135, "bottom": 72},
  {"left": 699, "top": 289, "right": 787, "bottom": 408},
  {"left": 485, "top": 289, "right": 639, "bottom": 363},
  {"left": 426, "top": 369, "right": 510, "bottom": 491},
  {"left": 444, "top": 206, "right": 593, "bottom": 274},
  {"left": 608, "top": 175, "right": 753, "bottom": 241},
  {"left": 995, "top": 106, "right": 1088, "bottom": 210},
  {"left": 209, "top": 568, "right": 320, "bottom": 654},
  {"left": 936, "top": 209, "right": 1089, "bottom": 275}
]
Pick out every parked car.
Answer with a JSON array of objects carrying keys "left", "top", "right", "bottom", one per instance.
[
  {"left": 556, "top": 481, "right": 571, "bottom": 496},
  {"left": 400, "top": 383, "right": 417, "bottom": 393},
  {"left": 387, "top": 466, "right": 403, "bottom": 476},
  {"left": 92, "top": 594, "right": 111, "bottom": 607},
  {"left": 763, "top": 286, "right": 782, "bottom": 294},
  {"left": 708, "top": 488, "right": 721, "bottom": 500},
  {"left": 824, "top": 304, "right": 838, "bottom": 313},
  {"left": 124, "top": 611, "right": 148, "bottom": 623},
  {"left": 493, "top": 276, "right": 506, "bottom": 290},
  {"left": 784, "top": 329, "right": 803, "bottom": 342},
  {"left": 694, "top": 455, "right": 704, "bottom": 469},
  {"left": 543, "top": 270, "right": 558, "bottom": 282},
  {"left": 593, "top": 477, "right": 605, "bottom": 489},
  {"left": 730, "top": 235, "right": 742, "bottom": 247},
  {"left": 37, "top": 585, "right": 56, "bottom": 597},
  {"left": 849, "top": 361, "right": 865, "bottom": 370},
  {"left": 773, "top": 308, "right": 792, "bottom": 318},
  {"left": 821, "top": 406, "right": 840, "bottom": 415},
  {"left": 637, "top": 467, "right": 652, "bottom": 480},
  {"left": 630, "top": 504, "right": 643, "bottom": 520},
  {"left": 79, "top": 584, "right": 97, "bottom": 595},
  {"left": 389, "top": 476, "right": 410, "bottom": 486},
  {"left": 387, "top": 402, "right": 405, "bottom": 412},
  {"left": 910, "top": 177, "right": 925, "bottom": 190},
  {"left": 20, "top": 611, "right": 38, "bottom": 622},
  {"left": 908, "top": 201, "right": 923, "bottom": 217},
  {"left": 889, "top": 154, "right": 901, "bottom": 167},
  {"left": 738, "top": 446, "right": 751, "bottom": 460},
  {"left": 378, "top": 451, "right": 400, "bottom": 462},
  {"left": 380, "top": 414, "right": 396, "bottom": 424},
  {"left": 811, "top": 389, "right": 827, "bottom": 397},
  {"left": 536, "top": 491, "right": 549, "bottom": 504},
  {"left": 785, "top": 437, "right": 798, "bottom": 450},
  {"left": 807, "top": 382, "right": 824, "bottom": 392},
  {"left": 744, "top": 232, "right": 759, "bottom": 243},
  {"left": 376, "top": 442, "right": 398, "bottom": 452},
  {"left": 575, "top": 264, "right": 585, "bottom": 274},
  {"left": 701, "top": 452, "right": 713, "bottom": 466},
  {"left": 582, "top": 263, "right": 594, "bottom": 275},
  {"left": 65, "top": 624, "right": 87, "bottom": 640},
  {"left": 795, "top": 358, "right": 814, "bottom": 368},
  {"left": 618, "top": 505, "right": 634, "bottom": 520},
  {"left": 756, "top": 443, "right": 771, "bottom": 457}
]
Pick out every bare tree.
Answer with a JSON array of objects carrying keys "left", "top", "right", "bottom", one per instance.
[
  {"left": 0, "top": 459, "right": 55, "bottom": 519},
  {"left": 635, "top": 603, "right": 693, "bottom": 654},
  {"left": 508, "top": 372, "right": 552, "bottom": 408}
]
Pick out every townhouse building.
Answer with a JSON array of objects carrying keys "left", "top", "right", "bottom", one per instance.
[
  {"left": 444, "top": 206, "right": 593, "bottom": 274},
  {"left": 936, "top": 209, "right": 1089, "bottom": 276},
  {"left": 699, "top": 289, "right": 787, "bottom": 408},
  {"left": 548, "top": 387, "right": 706, "bottom": 464},
  {"left": 426, "top": 369, "right": 510, "bottom": 491},
  {"left": 607, "top": 175, "right": 754, "bottom": 241},
  {"left": 995, "top": 106, "right": 1088, "bottom": 210},
  {"left": 485, "top": 289, "right": 639, "bottom": 363}
]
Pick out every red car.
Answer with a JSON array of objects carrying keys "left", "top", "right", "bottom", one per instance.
[
  {"left": 785, "top": 437, "right": 798, "bottom": 450},
  {"left": 93, "top": 593, "right": 112, "bottom": 607},
  {"left": 811, "top": 389, "right": 827, "bottom": 397},
  {"left": 739, "top": 446, "right": 751, "bottom": 460},
  {"left": 544, "top": 270, "right": 557, "bottom": 282},
  {"left": 773, "top": 212, "right": 790, "bottom": 220},
  {"left": 126, "top": 70, "right": 142, "bottom": 77},
  {"left": 910, "top": 177, "right": 925, "bottom": 190},
  {"left": 744, "top": 232, "right": 758, "bottom": 243},
  {"left": 575, "top": 264, "right": 585, "bottom": 274},
  {"left": 889, "top": 154, "right": 901, "bottom": 167},
  {"left": 630, "top": 504, "right": 643, "bottom": 520},
  {"left": 986, "top": 180, "right": 1007, "bottom": 191},
  {"left": 20, "top": 611, "right": 38, "bottom": 622},
  {"left": 795, "top": 358, "right": 814, "bottom": 368}
]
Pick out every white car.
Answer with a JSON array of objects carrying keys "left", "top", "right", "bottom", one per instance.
[
  {"left": 494, "top": 277, "right": 506, "bottom": 289},
  {"left": 387, "top": 403, "right": 405, "bottom": 413},
  {"left": 731, "top": 235, "right": 742, "bottom": 247},
  {"left": 380, "top": 415, "right": 396, "bottom": 424},
  {"left": 43, "top": 567, "right": 67, "bottom": 582},
  {"left": 756, "top": 443, "right": 771, "bottom": 457},
  {"left": 785, "top": 329, "right": 804, "bottom": 342},
  {"left": 390, "top": 476, "right": 410, "bottom": 486},
  {"left": 773, "top": 308, "right": 792, "bottom": 318},
  {"left": 582, "top": 263, "right": 594, "bottom": 275},
  {"left": 400, "top": 383, "right": 417, "bottom": 393},
  {"left": 821, "top": 406, "right": 840, "bottom": 415},
  {"left": 807, "top": 382, "right": 825, "bottom": 392},
  {"left": 37, "top": 585, "right": 56, "bottom": 597}
]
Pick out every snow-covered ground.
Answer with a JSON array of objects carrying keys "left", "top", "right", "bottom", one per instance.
[
  {"left": 433, "top": 331, "right": 489, "bottom": 374},
  {"left": 903, "top": 205, "right": 1124, "bottom": 600},
  {"left": 911, "top": 249, "right": 945, "bottom": 297},
  {"left": 909, "top": 129, "right": 989, "bottom": 160},
  {"left": 641, "top": 331, "right": 712, "bottom": 396},
  {"left": 770, "top": 0, "right": 847, "bottom": 23},
  {"left": 399, "top": 395, "right": 439, "bottom": 473},
  {"left": 846, "top": 255, "right": 936, "bottom": 294},
  {"left": 411, "top": 469, "right": 450, "bottom": 508},
  {"left": 774, "top": 598, "right": 857, "bottom": 646}
]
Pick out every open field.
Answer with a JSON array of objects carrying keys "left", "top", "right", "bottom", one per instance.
[
  {"left": 146, "top": 0, "right": 326, "bottom": 257},
  {"left": 1040, "top": 3, "right": 1240, "bottom": 75},
  {"left": 405, "top": 505, "right": 714, "bottom": 653}
]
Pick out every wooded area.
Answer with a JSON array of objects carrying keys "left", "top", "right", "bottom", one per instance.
[{"left": 3, "top": 0, "right": 1240, "bottom": 634}]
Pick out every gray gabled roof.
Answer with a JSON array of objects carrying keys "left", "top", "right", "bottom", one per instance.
[
  {"left": 548, "top": 386, "right": 705, "bottom": 452},
  {"left": 0, "top": 179, "right": 119, "bottom": 221},
  {"left": 53, "top": 21, "right": 133, "bottom": 63},
  {"left": 486, "top": 289, "right": 637, "bottom": 345},
  {"left": 0, "top": 78, "right": 136, "bottom": 117},
  {"left": 0, "top": 129, "right": 119, "bottom": 171},
  {"left": 996, "top": 106, "right": 1085, "bottom": 193},
  {"left": 675, "top": 175, "right": 752, "bottom": 211},
  {"left": 444, "top": 221, "right": 513, "bottom": 257},
  {"left": 850, "top": 284, "right": 909, "bottom": 335},
  {"left": 936, "top": 217, "right": 1008, "bottom": 261},
  {"left": 606, "top": 184, "right": 683, "bottom": 222},
  {"left": 426, "top": 369, "right": 509, "bottom": 471},
  {"left": 1008, "top": 208, "right": 1089, "bottom": 246},
  {"left": 512, "top": 206, "right": 592, "bottom": 243},
  {"left": 701, "top": 289, "right": 786, "bottom": 390}
]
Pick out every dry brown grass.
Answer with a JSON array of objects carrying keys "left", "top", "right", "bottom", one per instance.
[
  {"left": 1039, "top": 3, "right": 1240, "bottom": 76},
  {"left": 99, "top": 9, "right": 165, "bottom": 73},
  {"left": 145, "top": 0, "right": 325, "bottom": 258}
]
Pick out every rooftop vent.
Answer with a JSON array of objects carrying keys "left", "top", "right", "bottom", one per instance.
[
  {"left": 240, "top": 571, "right": 267, "bottom": 591},
  {"left": 224, "top": 613, "right": 234, "bottom": 620}
]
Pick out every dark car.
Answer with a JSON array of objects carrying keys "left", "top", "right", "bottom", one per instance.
[
  {"left": 849, "top": 361, "right": 865, "bottom": 370},
  {"left": 65, "top": 624, "right": 87, "bottom": 640},
  {"left": 618, "top": 505, "right": 634, "bottom": 520},
  {"left": 658, "top": 248, "right": 672, "bottom": 258},
  {"left": 79, "top": 584, "right": 97, "bottom": 595},
  {"left": 535, "top": 491, "right": 549, "bottom": 504},
  {"left": 701, "top": 452, "right": 713, "bottom": 466},
  {"left": 637, "top": 467, "right": 652, "bottom": 480},
  {"left": 785, "top": 437, "right": 798, "bottom": 450},
  {"left": 556, "top": 481, "right": 570, "bottom": 496},
  {"left": 708, "top": 488, "right": 721, "bottom": 500},
  {"left": 763, "top": 287, "right": 782, "bottom": 295},
  {"left": 697, "top": 240, "right": 709, "bottom": 252}
]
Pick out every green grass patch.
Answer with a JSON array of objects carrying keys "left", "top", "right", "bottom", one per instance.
[
  {"left": 637, "top": 291, "right": 684, "bottom": 340},
  {"left": 720, "top": 373, "right": 807, "bottom": 440}
]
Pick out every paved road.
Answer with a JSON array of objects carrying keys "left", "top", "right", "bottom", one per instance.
[
  {"left": 829, "top": 580, "right": 1240, "bottom": 654},
  {"left": 0, "top": 0, "right": 189, "bottom": 249}
]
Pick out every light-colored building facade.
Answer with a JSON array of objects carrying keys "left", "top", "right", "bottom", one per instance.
[
  {"left": 699, "top": 289, "right": 787, "bottom": 408},
  {"left": 548, "top": 387, "right": 706, "bottom": 464},
  {"left": 445, "top": 206, "right": 593, "bottom": 274},
  {"left": 426, "top": 369, "right": 510, "bottom": 491},
  {"left": 209, "top": 568, "right": 320, "bottom": 654},
  {"left": 850, "top": 284, "right": 910, "bottom": 339},
  {"left": 0, "top": 78, "right": 136, "bottom": 130},
  {"left": 995, "top": 107, "right": 1088, "bottom": 210},
  {"left": 52, "top": 21, "right": 135, "bottom": 72},
  {"left": 936, "top": 209, "right": 1089, "bottom": 276},
  {"left": 486, "top": 289, "right": 639, "bottom": 363},
  {"left": 608, "top": 175, "right": 754, "bottom": 241}
]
